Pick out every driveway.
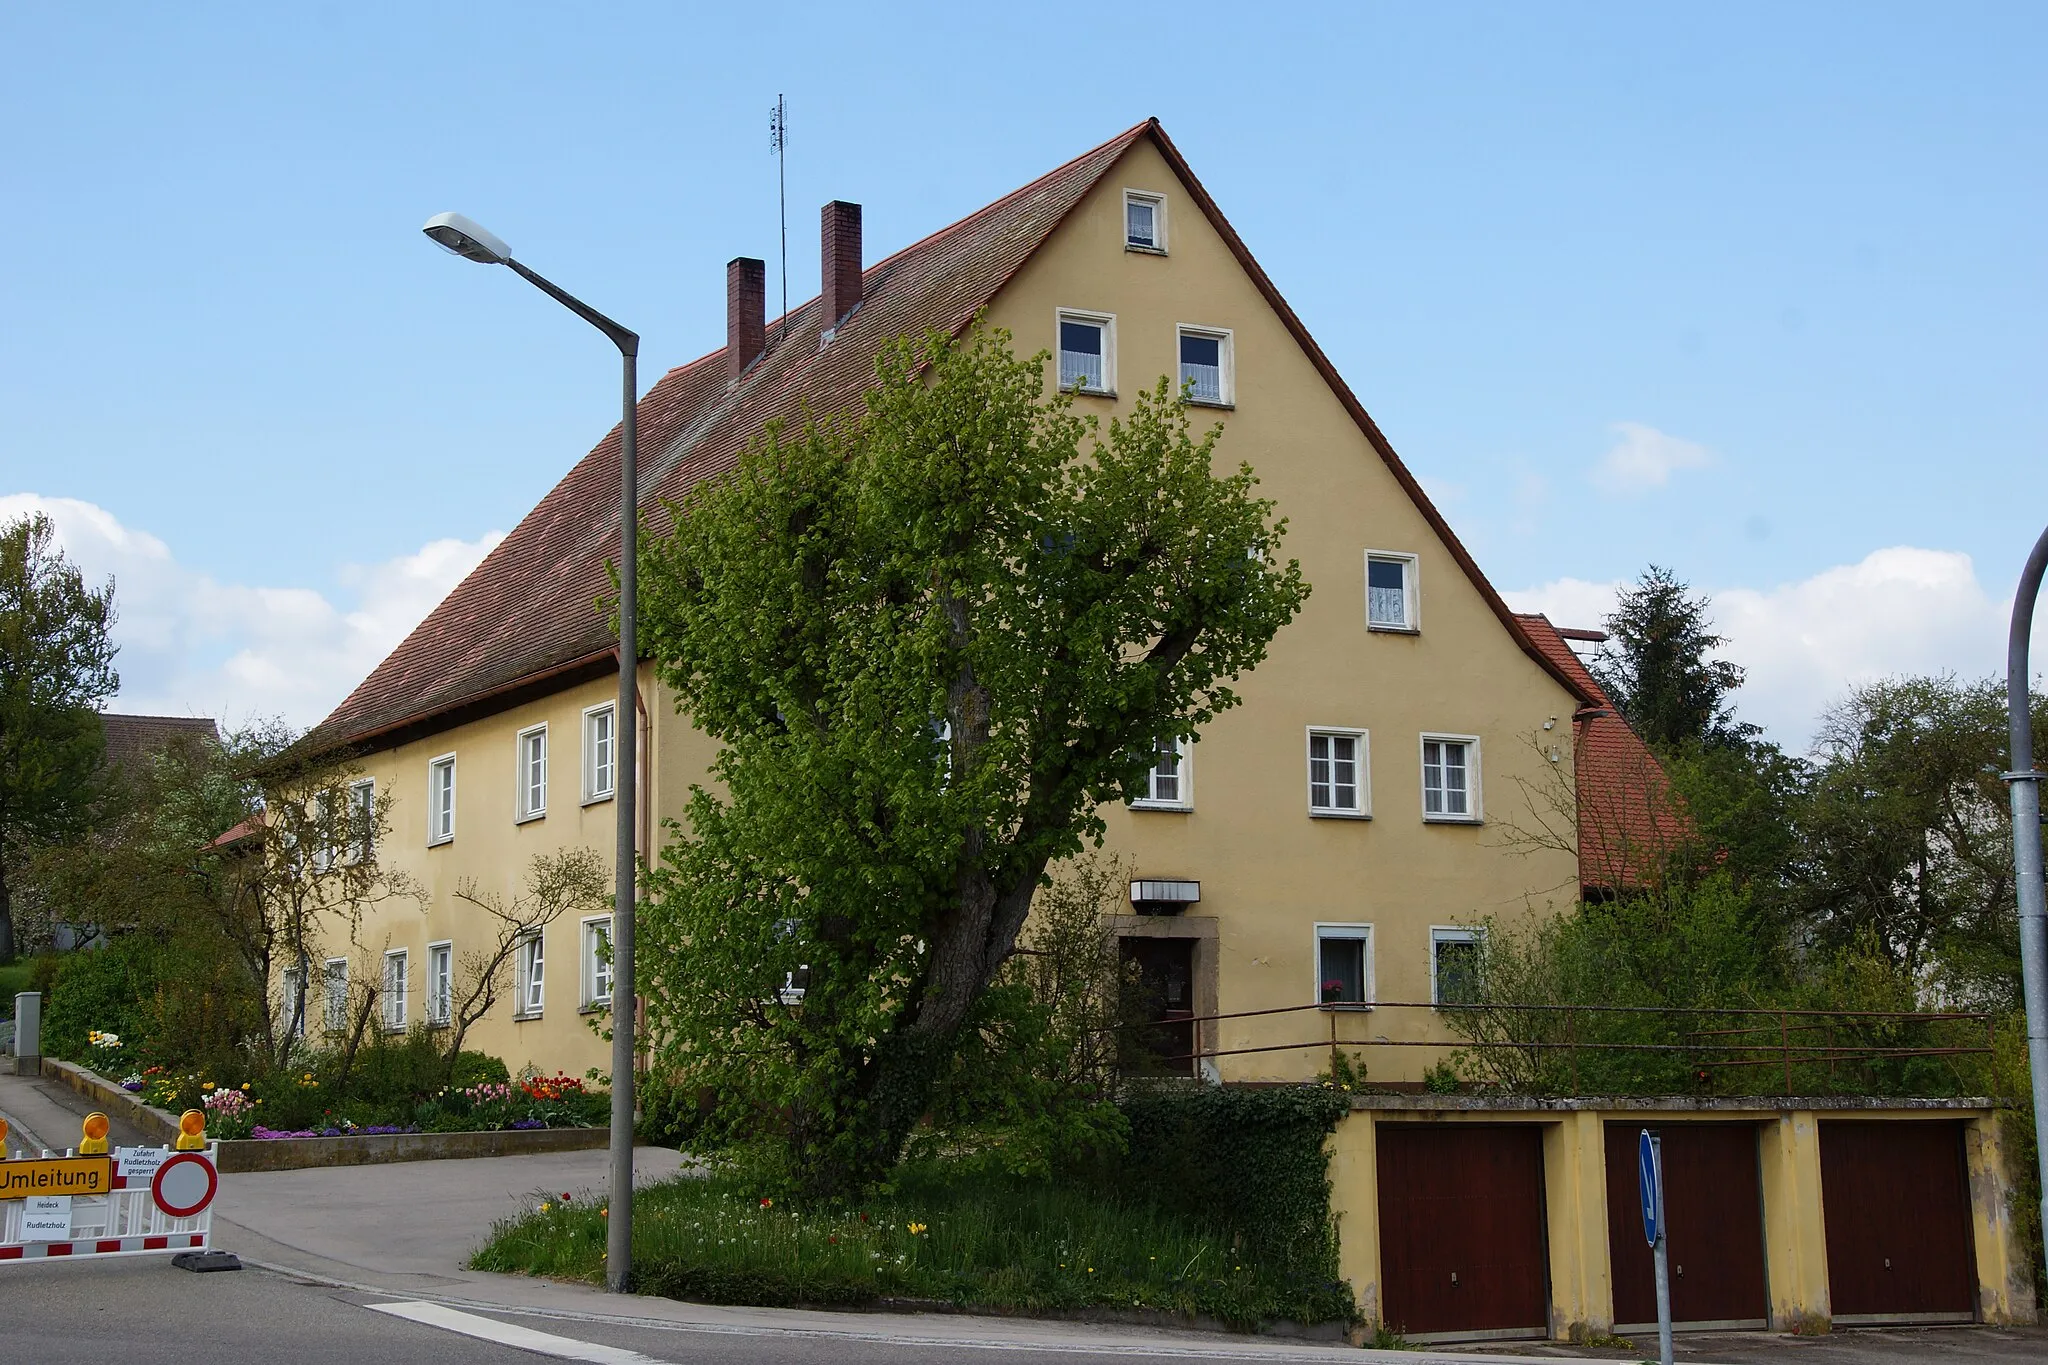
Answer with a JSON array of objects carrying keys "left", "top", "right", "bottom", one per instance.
[{"left": 213, "top": 1143, "right": 688, "bottom": 1286}]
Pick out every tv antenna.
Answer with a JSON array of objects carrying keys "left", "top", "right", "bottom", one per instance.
[{"left": 770, "top": 94, "right": 788, "bottom": 349}]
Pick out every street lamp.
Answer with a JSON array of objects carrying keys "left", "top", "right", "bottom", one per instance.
[
  {"left": 423, "top": 211, "right": 641, "bottom": 1293},
  {"left": 2004, "top": 524, "right": 2048, "bottom": 1271}
]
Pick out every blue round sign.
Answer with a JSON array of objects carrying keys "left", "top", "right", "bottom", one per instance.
[{"left": 1637, "top": 1129, "right": 1661, "bottom": 1246}]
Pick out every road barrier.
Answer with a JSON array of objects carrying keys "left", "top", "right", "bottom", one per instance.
[{"left": 0, "top": 1111, "right": 218, "bottom": 1263}]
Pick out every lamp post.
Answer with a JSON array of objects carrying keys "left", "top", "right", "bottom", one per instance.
[
  {"left": 2004, "top": 524, "right": 2048, "bottom": 1265},
  {"left": 423, "top": 212, "right": 640, "bottom": 1292}
]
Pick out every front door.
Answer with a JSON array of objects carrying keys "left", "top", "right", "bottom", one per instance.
[{"left": 1119, "top": 937, "right": 1196, "bottom": 1077}]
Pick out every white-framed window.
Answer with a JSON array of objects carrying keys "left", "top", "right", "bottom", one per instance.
[
  {"left": 1176, "top": 325, "right": 1233, "bottom": 406},
  {"left": 322, "top": 957, "right": 348, "bottom": 1034},
  {"left": 1365, "top": 551, "right": 1419, "bottom": 632},
  {"left": 1431, "top": 926, "right": 1484, "bottom": 1006},
  {"left": 382, "top": 949, "right": 408, "bottom": 1031},
  {"left": 1131, "top": 736, "right": 1191, "bottom": 811},
  {"left": 1307, "top": 728, "right": 1369, "bottom": 817},
  {"left": 514, "top": 932, "right": 544, "bottom": 1018},
  {"left": 311, "top": 789, "right": 334, "bottom": 872},
  {"left": 515, "top": 723, "right": 548, "bottom": 822},
  {"left": 1056, "top": 308, "right": 1115, "bottom": 394},
  {"left": 1124, "top": 189, "right": 1166, "bottom": 252},
  {"left": 348, "top": 778, "right": 375, "bottom": 863},
  {"left": 582, "top": 915, "right": 614, "bottom": 1009},
  {"left": 279, "top": 965, "right": 305, "bottom": 1041},
  {"left": 426, "top": 941, "right": 453, "bottom": 1026},
  {"left": 1315, "top": 923, "right": 1373, "bottom": 1007},
  {"left": 1421, "top": 734, "right": 1482, "bottom": 822},
  {"left": 427, "top": 753, "right": 456, "bottom": 845},
  {"left": 583, "top": 703, "right": 616, "bottom": 803}
]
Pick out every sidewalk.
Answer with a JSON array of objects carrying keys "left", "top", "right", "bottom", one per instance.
[{"left": 0, "top": 1065, "right": 153, "bottom": 1156}]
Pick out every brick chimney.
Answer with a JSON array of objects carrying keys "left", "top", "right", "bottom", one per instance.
[
  {"left": 727, "top": 256, "right": 765, "bottom": 380},
  {"left": 820, "top": 201, "right": 863, "bottom": 336}
]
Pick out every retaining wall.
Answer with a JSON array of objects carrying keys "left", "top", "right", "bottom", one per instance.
[{"left": 40, "top": 1058, "right": 607, "bottom": 1173}]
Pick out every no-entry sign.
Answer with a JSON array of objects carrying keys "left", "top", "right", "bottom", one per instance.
[{"left": 150, "top": 1151, "right": 218, "bottom": 1219}]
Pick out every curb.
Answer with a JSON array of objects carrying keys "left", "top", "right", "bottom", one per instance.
[{"left": 39, "top": 1058, "right": 608, "bottom": 1172}]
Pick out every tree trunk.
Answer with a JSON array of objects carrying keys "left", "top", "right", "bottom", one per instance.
[
  {"left": 0, "top": 859, "right": 15, "bottom": 964},
  {"left": 790, "top": 857, "right": 1051, "bottom": 1198}
]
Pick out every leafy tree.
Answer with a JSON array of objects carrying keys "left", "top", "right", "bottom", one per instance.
[
  {"left": 1795, "top": 675, "right": 2044, "bottom": 1006},
  {"left": 0, "top": 512, "right": 118, "bottom": 962},
  {"left": 1594, "top": 564, "right": 1751, "bottom": 752},
  {"left": 34, "top": 722, "right": 425, "bottom": 1069},
  {"left": 636, "top": 326, "right": 1308, "bottom": 1195}
]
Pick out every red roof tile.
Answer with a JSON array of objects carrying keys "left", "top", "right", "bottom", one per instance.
[
  {"left": 1515, "top": 614, "right": 1690, "bottom": 891},
  {"left": 315, "top": 121, "right": 1592, "bottom": 750},
  {"left": 101, "top": 713, "right": 218, "bottom": 775}
]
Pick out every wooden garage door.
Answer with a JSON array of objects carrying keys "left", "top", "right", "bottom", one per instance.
[
  {"left": 1603, "top": 1123, "right": 1768, "bottom": 1330},
  {"left": 1378, "top": 1125, "right": 1549, "bottom": 1338},
  {"left": 1819, "top": 1120, "right": 1975, "bottom": 1322}
]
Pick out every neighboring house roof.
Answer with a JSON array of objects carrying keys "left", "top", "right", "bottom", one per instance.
[
  {"left": 101, "top": 713, "right": 218, "bottom": 776},
  {"left": 1514, "top": 614, "right": 1691, "bottom": 890},
  {"left": 315, "top": 119, "right": 1593, "bottom": 752}
]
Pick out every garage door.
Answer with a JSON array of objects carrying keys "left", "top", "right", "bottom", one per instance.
[
  {"left": 1819, "top": 1120, "right": 1975, "bottom": 1323},
  {"left": 1603, "top": 1123, "right": 1768, "bottom": 1331},
  {"left": 1378, "top": 1124, "right": 1549, "bottom": 1339}
]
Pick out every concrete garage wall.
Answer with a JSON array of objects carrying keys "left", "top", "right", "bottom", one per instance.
[{"left": 1329, "top": 1096, "right": 2037, "bottom": 1343}]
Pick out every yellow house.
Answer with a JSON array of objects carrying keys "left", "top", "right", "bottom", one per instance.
[
  {"left": 309, "top": 118, "right": 1603, "bottom": 1084},
  {"left": 297, "top": 119, "right": 2034, "bottom": 1343}
]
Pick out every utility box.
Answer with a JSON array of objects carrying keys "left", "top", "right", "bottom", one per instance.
[{"left": 11, "top": 992, "right": 38, "bottom": 1076}]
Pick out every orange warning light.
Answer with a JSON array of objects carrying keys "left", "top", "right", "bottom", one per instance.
[
  {"left": 176, "top": 1108, "right": 208, "bottom": 1151},
  {"left": 80, "top": 1112, "right": 110, "bottom": 1155}
]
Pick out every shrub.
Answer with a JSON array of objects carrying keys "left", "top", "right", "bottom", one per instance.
[
  {"left": 637, "top": 1075, "right": 712, "bottom": 1149},
  {"left": 44, "top": 936, "right": 160, "bottom": 1063},
  {"left": 1113, "top": 1084, "right": 1351, "bottom": 1279}
]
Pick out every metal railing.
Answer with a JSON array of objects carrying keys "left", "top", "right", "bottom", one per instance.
[{"left": 1102, "top": 1000, "right": 1995, "bottom": 1097}]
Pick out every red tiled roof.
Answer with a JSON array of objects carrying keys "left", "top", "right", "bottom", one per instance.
[
  {"left": 315, "top": 121, "right": 1592, "bottom": 751},
  {"left": 101, "top": 713, "right": 218, "bottom": 774},
  {"left": 1515, "top": 614, "right": 1690, "bottom": 890}
]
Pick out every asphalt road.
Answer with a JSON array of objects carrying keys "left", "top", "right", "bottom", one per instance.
[
  {"left": 0, "top": 1258, "right": 1377, "bottom": 1365},
  {"left": 0, "top": 1258, "right": 531, "bottom": 1365},
  {"left": 7, "top": 1255, "right": 2048, "bottom": 1365}
]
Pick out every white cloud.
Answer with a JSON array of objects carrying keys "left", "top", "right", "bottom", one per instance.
[
  {"left": 1508, "top": 547, "right": 2046, "bottom": 752},
  {"left": 0, "top": 494, "right": 502, "bottom": 730},
  {"left": 1591, "top": 421, "right": 1714, "bottom": 495}
]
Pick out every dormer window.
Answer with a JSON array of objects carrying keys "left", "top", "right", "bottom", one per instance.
[{"left": 1125, "top": 191, "right": 1166, "bottom": 252}]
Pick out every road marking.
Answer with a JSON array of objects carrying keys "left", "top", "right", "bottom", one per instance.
[{"left": 366, "top": 1299, "right": 668, "bottom": 1363}]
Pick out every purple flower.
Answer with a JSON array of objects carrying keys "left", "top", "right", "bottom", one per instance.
[
  {"left": 510, "top": 1118, "right": 546, "bottom": 1130},
  {"left": 122, "top": 1081, "right": 145, "bottom": 1092}
]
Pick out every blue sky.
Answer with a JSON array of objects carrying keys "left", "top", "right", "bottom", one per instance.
[{"left": 3, "top": 4, "right": 2043, "bottom": 744}]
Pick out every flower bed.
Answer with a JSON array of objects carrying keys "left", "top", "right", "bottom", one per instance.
[
  {"left": 132, "top": 1065, "right": 608, "bottom": 1141},
  {"left": 40, "top": 1056, "right": 609, "bottom": 1172}
]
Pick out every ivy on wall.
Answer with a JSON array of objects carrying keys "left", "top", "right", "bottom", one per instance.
[{"left": 1116, "top": 1085, "right": 1353, "bottom": 1289}]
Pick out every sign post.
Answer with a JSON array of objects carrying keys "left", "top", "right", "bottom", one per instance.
[{"left": 1638, "top": 1129, "right": 1674, "bottom": 1365}]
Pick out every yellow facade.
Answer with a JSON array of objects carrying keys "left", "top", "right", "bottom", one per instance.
[{"left": 321, "top": 135, "right": 1581, "bottom": 1085}]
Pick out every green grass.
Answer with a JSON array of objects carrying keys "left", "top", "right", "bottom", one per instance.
[{"left": 472, "top": 1163, "right": 1354, "bottom": 1330}]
